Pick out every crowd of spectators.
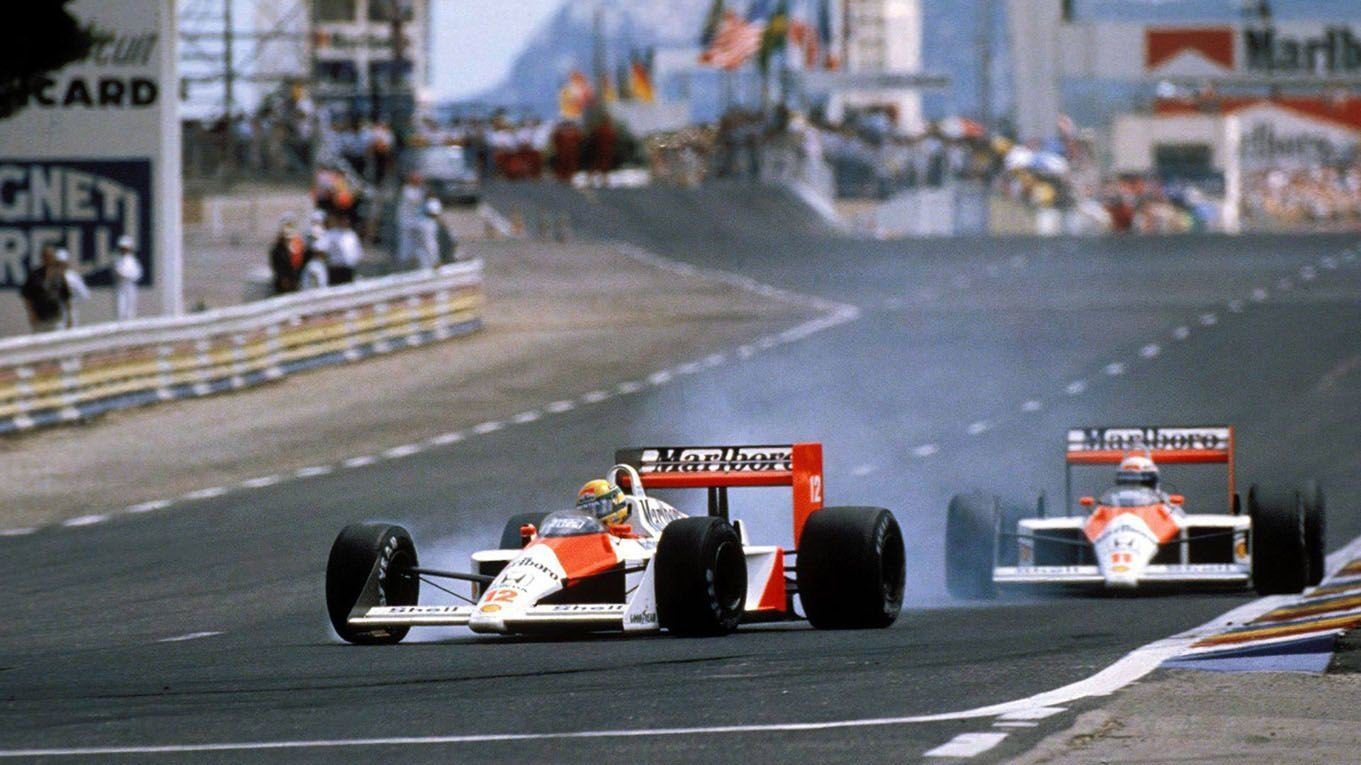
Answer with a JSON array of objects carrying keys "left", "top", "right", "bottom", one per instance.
[
  {"left": 408, "top": 113, "right": 632, "bottom": 184},
  {"left": 1242, "top": 165, "right": 1361, "bottom": 228}
]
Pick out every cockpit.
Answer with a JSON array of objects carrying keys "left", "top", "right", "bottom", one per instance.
[
  {"left": 535, "top": 510, "right": 606, "bottom": 538},
  {"left": 1097, "top": 486, "right": 1164, "bottom": 508}
]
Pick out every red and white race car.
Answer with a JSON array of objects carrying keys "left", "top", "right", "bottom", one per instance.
[
  {"left": 326, "top": 443, "right": 905, "bottom": 642},
  {"left": 946, "top": 425, "right": 1326, "bottom": 598}
]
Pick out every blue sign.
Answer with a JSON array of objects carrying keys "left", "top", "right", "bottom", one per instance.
[{"left": 0, "top": 159, "right": 153, "bottom": 289}]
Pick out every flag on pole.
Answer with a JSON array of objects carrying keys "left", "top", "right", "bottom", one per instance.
[
  {"left": 756, "top": 0, "right": 789, "bottom": 73},
  {"left": 699, "top": 10, "right": 764, "bottom": 70},
  {"left": 787, "top": 19, "right": 816, "bottom": 69},
  {"left": 700, "top": 0, "right": 725, "bottom": 46},
  {"left": 629, "top": 55, "right": 655, "bottom": 103},
  {"left": 558, "top": 70, "right": 594, "bottom": 119}
]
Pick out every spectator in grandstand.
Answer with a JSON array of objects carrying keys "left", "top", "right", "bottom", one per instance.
[
  {"left": 299, "top": 245, "right": 329, "bottom": 291},
  {"left": 412, "top": 198, "right": 444, "bottom": 270},
  {"left": 112, "top": 235, "right": 143, "bottom": 321},
  {"left": 269, "top": 214, "right": 305, "bottom": 294},
  {"left": 321, "top": 213, "right": 363, "bottom": 285},
  {"left": 20, "top": 245, "right": 72, "bottom": 333},
  {"left": 48, "top": 248, "right": 92, "bottom": 329}
]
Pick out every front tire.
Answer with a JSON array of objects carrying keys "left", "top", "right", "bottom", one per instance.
[
  {"left": 946, "top": 493, "right": 999, "bottom": 600},
  {"left": 1250, "top": 485, "right": 1308, "bottom": 595},
  {"left": 326, "top": 523, "right": 419, "bottom": 644},
  {"left": 656, "top": 517, "right": 747, "bottom": 636},
  {"left": 797, "top": 507, "right": 905, "bottom": 629}
]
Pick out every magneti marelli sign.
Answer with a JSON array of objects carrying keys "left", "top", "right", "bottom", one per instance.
[{"left": 0, "top": 0, "right": 181, "bottom": 313}]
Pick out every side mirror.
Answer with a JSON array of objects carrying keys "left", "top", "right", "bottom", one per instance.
[
  {"left": 519, "top": 523, "right": 537, "bottom": 546},
  {"left": 1168, "top": 494, "right": 1185, "bottom": 506},
  {"left": 1079, "top": 496, "right": 1096, "bottom": 507}
]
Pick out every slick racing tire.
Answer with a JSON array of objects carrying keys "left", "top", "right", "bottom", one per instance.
[
  {"left": 499, "top": 512, "right": 548, "bottom": 550},
  {"left": 1250, "top": 485, "right": 1309, "bottom": 595},
  {"left": 797, "top": 507, "right": 905, "bottom": 630},
  {"left": 656, "top": 517, "right": 747, "bottom": 636},
  {"left": 326, "top": 523, "right": 420, "bottom": 644},
  {"left": 1302, "top": 481, "right": 1327, "bottom": 587},
  {"left": 946, "top": 493, "right": 1000, "bottom": 600}
]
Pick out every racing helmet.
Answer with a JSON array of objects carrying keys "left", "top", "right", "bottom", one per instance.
[
  {"left": 576, "top": 479, "right": 629, "bottom": 525},
  {"left": 1116, "top": 455, "right": 1159, "bottom": 488}
]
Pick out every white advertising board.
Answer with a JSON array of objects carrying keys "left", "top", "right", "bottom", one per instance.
[{"left": 0, "top": 0, "right": 181, "bottom": 316}]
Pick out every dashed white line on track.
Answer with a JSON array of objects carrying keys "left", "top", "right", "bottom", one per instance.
[
  {"left": 1065, "top": 380, "right": 1087, "bottom": 395},
  {"left": 158, "top": 631, "right": 223, "bottom": 643},
  {"left": 647, "top": 371, "right": 672, "bottom": 386},
  {"left": 511, "top": 411, "right": 541, "bottom": 425},
  {"left": 1104, "top": 362, "right": 1125, "bottom": 376},
  {"left": 182, "top": 487, "right": 228, "bottom": 501},
  {"left": 616, "top": 381, "right": 644, "bottom": 394},
  {"left": 472, "top": 420, "right": 504, "bottom": 435},
  {"left": 998, "top": 707, "right": 1067, "bottom": 721},
  {"left": 381, "top": 445, "right": 423, "bottom": 460},
  {"left": 62, "top": 515, "right": 107, "bottom": 527},
  {"left": 544, "top": 400, "right": 576, "bottom": 414},
  {"left": 580, "top": 390, "right": 611, "bottom": 404},
  {"left": 912, "top": 444, "right": 940, "bottom": 458},
  {"left": 1172, "top": 326, "right": 1191, "bottom": 340},
  {"left": 924, "top": 732, "right": 1008, "bottom": 758},
  {"left": 0, "top": 527, "right": 37, "bottom": 537},
  {"left": 342, "top": 455, "right": 378, "bottom": 469},
  {"left": 427, "top": 432, "right": 465, "bottom": 446},
  {"left": 1020, "top": 400, "right": 1043, "bottom": 413},
  {"left": 126, "top": 499, "right": 174, "bottom": 513},
  {"left": 295, "top": 465, "right": 335, "bottom": 478},
  {"left": 966, "top": 421, "right": 990, "bottom": 436},
  {"left": 1140, "top": 343, "right": 1161, "bottom": 359}
]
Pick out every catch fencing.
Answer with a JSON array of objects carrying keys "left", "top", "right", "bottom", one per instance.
[{"left": 0, "top": 261, "right": 484, "bottom": 434}]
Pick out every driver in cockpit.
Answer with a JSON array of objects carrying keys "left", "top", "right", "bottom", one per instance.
[
  {"left": 1115, "top": 455, "right": 1160, "bottom": 490},
  {"left": 576, "top": 479, "right": 632, "bottom": 526}
]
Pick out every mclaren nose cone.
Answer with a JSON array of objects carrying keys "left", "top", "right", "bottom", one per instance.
[{"left": 1092, "top": 513, "right": 1159, "bottom": 588}]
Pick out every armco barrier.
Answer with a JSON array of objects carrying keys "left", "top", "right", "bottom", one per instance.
[{"left": 0, "top": 261, "right": 484, "bottom": 434}]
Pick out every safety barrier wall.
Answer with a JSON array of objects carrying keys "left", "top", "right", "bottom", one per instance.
[{"left": 0, "top": 261, "right": 485, "bottom": 434}]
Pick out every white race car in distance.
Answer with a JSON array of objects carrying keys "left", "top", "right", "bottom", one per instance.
[{"left": 946, "top": 425, "right": 1326, "bottom": 598}]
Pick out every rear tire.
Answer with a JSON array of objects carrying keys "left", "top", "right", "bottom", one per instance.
[
  {"left": 499, "top": 512, "right": 548, "bottom": 550},
  {"left": 656, "top": 517, "right": 747, "bottom": 636},
  {"left": 946, "top": 493, "right": 999, "bottom": 599},
  {"left": 1303, "top": 481, "right": 1327, "bottom": 587},
  {"left": 1250, "top": 485, "right": 1308, "bottom": 595},
  {"left": 326, "top": 523, "right": 419, "bottom": 644},
  {"left": 798, "top": 507, "right": 905, "bottom": 629}
]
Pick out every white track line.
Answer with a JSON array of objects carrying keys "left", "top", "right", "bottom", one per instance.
[
  {"left": 61, "top": 515, "right": 107, "bottom": 528},
  {"left": 382, "top": 445, "right": 424, "bottom": 460},
  {"left": 157, "top": 631, "right": 222, "bottom": 643},
  {"left": 924, "top": 732, "right": 1008, "bottom": 758},
  {"left": 427, "top": 432, "right": 465, "bottom": 446}
]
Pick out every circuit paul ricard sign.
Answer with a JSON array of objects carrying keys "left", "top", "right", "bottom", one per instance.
[{"left": 0, "top": 0, "right": 181, "bottom": 314}]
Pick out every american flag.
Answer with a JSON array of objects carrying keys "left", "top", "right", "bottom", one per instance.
[{"left": 699, "top": 10, "right": 764, "bottom": 71}]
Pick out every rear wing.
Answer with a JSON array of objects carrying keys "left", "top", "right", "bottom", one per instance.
[
  {"left": 613, "top": 443, "right": 824, "bottom": 544},
  {"left": 1064, "top": 426, "right": 1235, "bottom": 513}
]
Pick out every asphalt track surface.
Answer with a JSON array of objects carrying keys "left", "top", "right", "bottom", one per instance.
[{"left": 4, "top": 183, "right": 1361, "bottom": 762}]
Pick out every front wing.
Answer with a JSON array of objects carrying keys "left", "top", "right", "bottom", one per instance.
[
  {"left": 994, "top": 563, "right": 1251, "bottom": 587},
  {"left": 350, "top": 604, "right": 629, "bottom": 630}
]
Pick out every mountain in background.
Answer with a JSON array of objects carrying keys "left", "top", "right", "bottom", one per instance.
[{"left": 470, "top": 0, "right": 1358, "bottom": 124}]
